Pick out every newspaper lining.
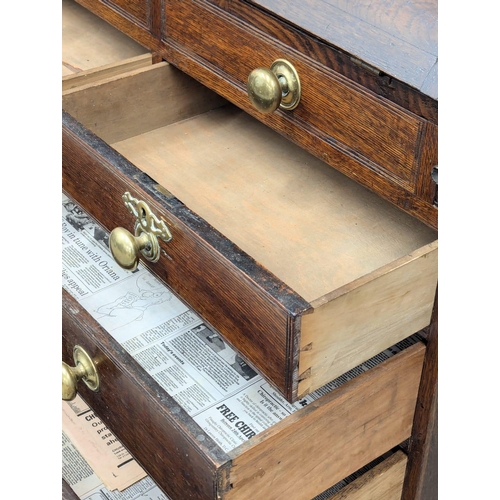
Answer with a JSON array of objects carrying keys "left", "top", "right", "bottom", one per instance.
[
  {"left": 63, "top": 394, "right": 147, "bottom": 491},
  {"left": 63, "top": 430, "right": 169, "bottom": 499},
  {"left": 62, "top": 192, "right": 422, "bottom": 456}
]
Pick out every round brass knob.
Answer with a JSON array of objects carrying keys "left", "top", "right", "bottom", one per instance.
[
  {"left": 247, "top": 59, "right": 301, "bottom": 114},
  {"left": 62, "top": 345, "right": 100, "bottom": 401},
  {"left": 109, "top": 226, "right": 158, "bottom": 272}
]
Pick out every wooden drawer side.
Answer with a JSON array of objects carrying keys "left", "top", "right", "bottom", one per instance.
[
  {"left": 325, "top": 450, "right": 408, "bottom": 500},
  {"left": 222, "top": 343, "right": 425, "bottom": 500},
  {"left": 62, "top": 111, "right": 311, "bottom": 399},
  {"left": 299, "top": 242, "right": 437, "bottom": 396}
]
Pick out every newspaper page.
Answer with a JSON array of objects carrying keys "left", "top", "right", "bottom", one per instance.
[
  {"left": 63, "top": 394, "right": 146, "bottom": 491},
  {"left": 63, "top": 430, "right": 169, "bottom": 500},
  {"left": 62, "top": 192, "right": 422, "bottom": 454}
]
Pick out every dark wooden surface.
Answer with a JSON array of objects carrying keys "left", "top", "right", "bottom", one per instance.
[
  {"left": 73, "top": 0, "right": 438, "bottom": 229},
  {"left": 247, "top": 0, "right": 438, "bottom": 99},
  {"left": 63, "top": 2, "right": 438, "bottom": 496},
  {"left": 102, "top": 0, "right": 149, "bottom": 29},
  {"left": 167, "top": 1, "right": 428, "bottom": 191},
  {"left": 163, "top": 0, "right": 438, "bottom": 229},
  {"left": 209, "top": 0, "right": 437, "bottom": 123},
  {"left": 401, "top": 292, "right": 438, "bottom": 500},
  {"left": 63, "top": 288, "right": 230, "bottom": 500},
  {"left": 63, "top": 285, "right": 427, "bottom": 500},
  {"left": 62, "top": 110, "right": 311, "bottom": 401},
  {"left": 62, "top": 479, "right": 79, "bottom": 500}
]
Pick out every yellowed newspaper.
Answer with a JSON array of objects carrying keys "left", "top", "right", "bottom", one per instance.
[{"left": 63, "top": 394, "right": 146, "bottom": 492}]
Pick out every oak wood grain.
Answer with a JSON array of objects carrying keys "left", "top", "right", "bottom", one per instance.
[
  {"left": 110, "top": 105, "right": 437, "bottom": 303},
  {"left": 401, "top": 292, "right": 438, "bottom": 500},
  {"left": 209, "top": 0, "right": 437, "bottom": 123},
  {"left": 167, "top": 0, "right": 425, "bottom": 193},
  {"left": 62, "top": 110, "right": 309, "bottom": 400},
  {"left": 63, "top": 288, "right": 424, "bottom": 500},
  {"left": 102, "top": 0, "right": 149, "bottom": 29},
  {"left": 248, "top": 0, "right": 437, "bottom": 99},
  {"left": 63, "top": 65, "right": 437, "bottom": 400},
  {"left": 72, "top": 0, "right": 438, "bottom": 226},
  {"left": 74, "top": 0, "right": 164, "bottom": 52},
  {"left": 63, "top": 288, "right": 229, "bottom": 500}
]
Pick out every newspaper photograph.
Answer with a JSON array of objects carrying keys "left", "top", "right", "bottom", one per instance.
[{"left": 62, "top": 192, "right": 421, "bottom": 454}]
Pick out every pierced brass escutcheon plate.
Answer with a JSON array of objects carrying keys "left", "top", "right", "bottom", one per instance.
[{"left": 109, "top": 192, "right": 172, "bottom": 271}]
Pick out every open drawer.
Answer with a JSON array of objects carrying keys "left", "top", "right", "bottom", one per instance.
[
  {"left": 63, "top": 382, "right": 408, "bottom": 500},
  {"left": 62, "top": 1, "right": 437, "bottom": 402},
  {"left": 62, "top": 285, "right": 423, "bottom": 500}
]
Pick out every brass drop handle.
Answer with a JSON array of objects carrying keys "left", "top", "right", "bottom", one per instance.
[
  {"left": 109, "top": 192, "right": 172, "bottom": 272},
  {"left": 62, "top": 345, "right": 100, "bottom": 401},
  {"left": 247, "top": 59, "right": 301, "bottom": 114}
]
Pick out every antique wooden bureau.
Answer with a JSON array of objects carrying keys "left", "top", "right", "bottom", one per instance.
[{"left": 62, "top": 0, "right": 438, "bottom": 498}]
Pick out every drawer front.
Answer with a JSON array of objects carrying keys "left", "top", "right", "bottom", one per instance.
[
  {"left": 62, "top": 289, "right": 227, "bottom": 500},
  {"left": 62, "top": 110, "right": 310, "bottom": 399},
  {"left": 102, "top": 0, "right": 149, "bottom": 29},
  {"left": 163, "top": 0, "right": 438, "bottom": 228},
  {"left": 62, "top": 4, "right": 437, "bottom": 403},
  {"left": 63, "top": 287, "right": 425, "bottom": 500}
]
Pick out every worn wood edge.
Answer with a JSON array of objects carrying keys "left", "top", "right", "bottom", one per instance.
[
  {"left": 77, "top": 0, "right": 438, "bottom": 228},
  {"left": 62, "top": 289, "right": 230, "bottom": 500},
  {"left": 298, "top": 246, "right": 437, "bottom": 396},
  {"left": 160, "top": 39, "right": 438, "bottom": 230},
  {"left": 223, "top": 343, "right": 425, "bottom": 500},
  {"left": 62, "top": 53, "right": 153, "bottom": 91},
  {"left": 62, "top": 288, "right": 229, "bottom": 468},
  {"left": 62, "top": 109, "right": 310, "bottom": 316},
  {"left": 309, "top": 240, "right": 438, "bottom": 309},
  {"left": 168, "top": 0, "right": 426, "bottom": 122},
  {"left": 209, "top": 0, "right": 437, "bottom": 123},
  {"left": 62, "top": 124, "right": 295, "bottom": 398},
  {"left": 402, "top": 292, "right": 438, "bottom": 500},
  {"left": 249, "top": 0, "right": 436, "bottom": 97},
  {"left": 326, "top": 450, "right": 408, "bottom": 500},
  {"left": 415, "top": 121, "right": 438, "bottom": 204},
  {"left": 62, "top": 111, "right": 310, "bottom": 399},
  {"left": 62, "top": 59, "right": 167, "bottom": 97}
]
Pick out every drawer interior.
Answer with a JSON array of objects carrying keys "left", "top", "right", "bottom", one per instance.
[
  {"left": 63, "top": 63, "right": 437, "bottom": 304},
  {"left": 62, "top": 51, "right": 437, "bottom": 396},
  {"left": 63, "top": 0, "right": 150, "bottom": 88},
  {"left": 63, "top": 273, "right": 423, "bottom": 499}
]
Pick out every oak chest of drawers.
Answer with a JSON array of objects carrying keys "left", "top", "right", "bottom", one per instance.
[{"left": 62, "top": 1, "right": 438, "bottom": 498}]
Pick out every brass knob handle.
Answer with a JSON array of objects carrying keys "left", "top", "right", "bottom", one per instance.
[
  {"left": 247, "top": 59, "right": 301, "bottom": 114},
  {"left": 109, "top": 192, "right": 172, "bottom": 272},
  {"left": 62, "top": 345, "right": 100, "bottom": 401},
  {"left": 109, "top": 226, "right": 156, "bottom": 271}
]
